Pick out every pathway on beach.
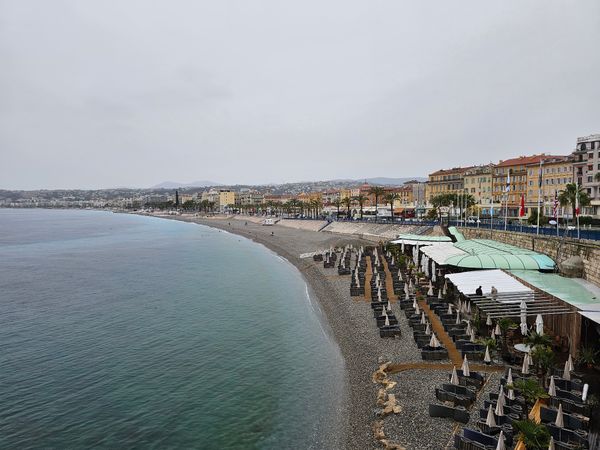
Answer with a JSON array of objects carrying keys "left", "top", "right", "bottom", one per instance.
[
  {"left": 364, "top": 256, "right": 373, "bottom": 302},
  {"left": 381, "top": 257, "right": 398, "bottom": 303},
  {"left": 418, "top": 299, "right": 463, "bottom": 366}
]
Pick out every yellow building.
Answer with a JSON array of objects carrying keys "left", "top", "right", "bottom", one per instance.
[
  {"left": 463, "top": 165, "right": 494, "bottom": 206},
  {"left": 526, "top": 156, "right": 573, "bottom": 216},
  {"left": 219, "top": 190, "right": 237, "bottom": 210},
  {"left": 426, "top": 166, "right": 472, "bottom": 204}
]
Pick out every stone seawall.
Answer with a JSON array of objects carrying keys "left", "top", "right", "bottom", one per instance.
[{"left": 458, "top": 228, "right": 600, "bottom": 288}]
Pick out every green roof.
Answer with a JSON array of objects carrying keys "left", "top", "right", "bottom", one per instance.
[
  {"left": 443, "top": 239, "right": 556, "bottom": 271},
  {"left": 447, "top": 226, "right": 466, "bottom": 242},
  {"left": 510, "top": 270, "right": 600, "bottom": 309}
]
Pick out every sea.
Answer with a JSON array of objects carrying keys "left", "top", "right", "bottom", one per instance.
[{"left": 0, "top": 209, "right": 346, "bottom": 449}]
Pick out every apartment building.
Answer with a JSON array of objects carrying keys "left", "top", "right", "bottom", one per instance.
[
  {"left": 492, "top": 155, "right": 551, "bottom": 218},
  {"left": 463, "top": 165, "right": 494, "bottom": 207},
  {"left": 572, "top": 133, "right": 600, "bottom": 217},
  {"left": 526, "top": 156, "right": 573, "bottom": 217},
  {"left": 426, "top": 167, "right": 472, "bottom": 204}
]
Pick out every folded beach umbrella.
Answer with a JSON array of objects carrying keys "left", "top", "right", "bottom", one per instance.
[
  {"left": 562, "top": 360, "right": 571, "bottom": 381},
  {"left": 506, "top": 368, "right": 513, "bottom": 386},
  {"left": 494, "top": 397, "right": 504, "bottom": 417},
  {"left": 414, "top": 302, "right": 420, "bottom": 316},
  {"left": 486, "top": 314, "right": 492, "bottom": 326},
  {"left": 432, "top": 262, "right": 437, "bottom": 282},
  {"left": 382, "top": 306, "right": 387, "bottom": 317},
  {"left": 507, "top": 386, "right": 515, "bottom": 400},
  {"left": 425, "top": 321, "right": 431, "bottom": 336},
  {"left": 384, "top": 315, "right": 390, "bottom": 327},
  {"left": 535, "top": 314, "right": 544, "bottom": 335},
  {"left": 490, "top": 327, "right": 495, "bottom": 338},
  {"left": 462, "top": 355, "right": 470, "bottom": 377},
  {"left": 405, "top": 291, "right": 410, "bottom": 301},
  {"left": 485, "top": 405, "right": 496, "bottom": 427},
  {"left": 520, "top": 313, "right": 528, "bottom": 336},
  {"left": 409, "top": 279, "right": 414, "bottom": 290},
  {"left": 521, "top": 355, "right": 529, "bottom": 375},
  {"left": 484, "top": 346, "right": 492, "bottom": 364},
  {"left": 548, "top": 375, "right": 556, "bottom": 396},
  {"left": 412, "top": 297, "right": 417, "bottom": 309},
  {"left": 404, "top": 283, "right": 410, "bottom": 297},
  {"left": 495, "top": 430, "right": 506, "bottom": 450},
  {"left": 582, "top": 383, "right": 589, "bottom": 402},
  {"left": 520, "top": 299, "right": 527, "bottom": 310},
  {"left": 567, "top": 354, "right": 574, "bottom": 372},
  {"left": 401, "top": 241, "right": 404, "bottom": 253},
  {"left": 470, "top": 328, "right": 476, "bottom": 343},
  {"left": 420, "top": 311, "right": 426, "bottom": 325},
  {"left": 555, "top": 403, "right": 564, "bottom": 428},
  {"left": 455, "top": 310, "right": 461, "bottom": 325},
  {"left": 450, "top": 366, "right": 460, "bottom": 385},
  {"left": 494, "top": 323, "right": 501, "bottom": 336},
  {"left": 447, "top": 304, "right": 453, "bottom": 315},
  {"left": 429, "top": 333, "right": 440, "bottom": 348},
  {"left": 377, "top": 288, "right": 382, "bottom": 301},
  {"left": 427, "top": 281, "right": 433, "bottom": 296},
  {"left": 442, "top": 279, "right": 447, "bottom": 296},
  {"left": 497, "top": 385, "right": 506, "bottom": 408},
  {"left": 465, "top": 321, "right": 472, "bottom": 336},
  {"left": 466, "top": 301, "right": 471, "bottom": 314},
  {"left": 548, "top": 437, "right": 555, "bottom": 450},
  {"left": 437, "top": 289, "right": 443, "bottom": 300}
]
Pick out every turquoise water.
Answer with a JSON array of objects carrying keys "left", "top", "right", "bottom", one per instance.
[{"left": 0, "top": 209, "right": 345, "bottom": 449}]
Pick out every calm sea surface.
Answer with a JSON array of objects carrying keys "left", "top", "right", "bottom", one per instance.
[{"left": 0, "top": 209, "right": 345, "bottom": 449}]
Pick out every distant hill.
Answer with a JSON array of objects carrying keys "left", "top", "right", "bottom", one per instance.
[
  {"left": 363, "top": 177, "right": 426, "bottom": 186},
  {"left": 151, "top": 180, "right": 221, "bottom": 189},
  {"left": 327, "top": 177, "right": 426, "bottom": 186}
]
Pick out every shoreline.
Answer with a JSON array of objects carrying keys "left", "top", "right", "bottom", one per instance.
[{"left": 151, "top": 213, "right": 380, "bottom": 449}]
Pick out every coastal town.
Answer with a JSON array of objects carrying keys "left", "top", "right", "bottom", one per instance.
[
  {"left": 3, "top": 131, "right": 600, "bottom": 449},
  {"left": 3, "top": 133, "right": 600, "bottom": 228}
]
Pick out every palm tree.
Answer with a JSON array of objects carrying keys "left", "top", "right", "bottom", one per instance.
[
  {"left": 559, "top": 183, "right": 590, "bottom": 220},
  {"left": 341, "top": 196, "right": 352, "bottom": 219},
  {"left": 368, "top": 186, "right": 386, "bottom": 222},
  {"left": 333, "top": 198, "right": 342, "bottom": 219},
  {"left": 354, "top": 194, "right": 367, "bottom": 219},
  {"left": 385, "top": 192, "right": 401, "bottom": 223},
  {"left": 313, "top": 199, "right": 323, "bottom": 218}
]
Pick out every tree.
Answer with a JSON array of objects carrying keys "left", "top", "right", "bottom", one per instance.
[
  {"left": 512, "top": 419, "right": 551, "bottom": 449},
  {"left": 341, "top": 196, "right": 352, "bottom": 219},
  {"left": 513, "top": 379, "right": 549, "bottom": 408},
  {"left": 332, "top": 198, "right": 342, "bottom": 219},
  {"left": 430, "top": 193, "right": 455, "bottom": 221},
  {"left": 527, "top": 209, "right": 549, "bottom": 226},
  {"left": 385, "top": 192, "right": 401, "bottom": 222},
  {"left": 524, "top": 331, "right": 552, "bottom": 348},
  {"left": 354, "top": 194, "right": 367, "bottom": 219},
  {"left": 559, "top": 183, "right": 590, "bottom": 219},
  {"left": 368, "top": 186, "right": 386, "bottom": 222}
]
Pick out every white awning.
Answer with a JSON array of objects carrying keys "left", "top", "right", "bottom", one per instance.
[
  {"left": 390, "top": 239, "right": 438, "bottom": 247},
  {"left": 445, "top": 269, "right": 532, "bottom": 298},
  {"left": 580, "top": 310, "right": 600, "bottom": 326},
  {"left": 420, "top": 243, "right": 467, "bottom": 265}
]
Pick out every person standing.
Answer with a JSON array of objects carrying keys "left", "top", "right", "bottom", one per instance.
[{"left": 490, "top": 285, "right": 498, "bottom": 301}]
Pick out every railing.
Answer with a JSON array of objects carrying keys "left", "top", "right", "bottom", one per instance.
[{"left": 448, "top": 220, "right": 600, "bottom": 241}]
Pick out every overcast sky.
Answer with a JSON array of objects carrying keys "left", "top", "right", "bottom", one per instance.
[{"left": 1, "top": 1, "right": 599, "bottom": 189}]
